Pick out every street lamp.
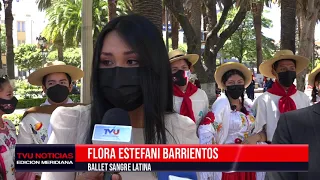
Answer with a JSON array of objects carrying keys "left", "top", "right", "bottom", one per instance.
[{"left": 36, "top": 35, "right": 48, "bottom": 66}]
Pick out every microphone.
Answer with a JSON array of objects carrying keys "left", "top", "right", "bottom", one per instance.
[{"left": 92, "top": 108, "right": 132, "bottom": 144}]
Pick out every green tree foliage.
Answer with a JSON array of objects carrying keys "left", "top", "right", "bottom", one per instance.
[
  {"left": 47, "top": 47, "right": 81, "bottom": 67},
  {"left": 1, "top": 25, "right": 6, "bottom": 54},
  {"left": 42, "top": 0, "right": 109, "bottom": 48},
  {"left": 220, "top": 9, "right": 277, "bottom": 64},
  {"left": 14, "top": 44, "right": 43, "bottom": 73}
]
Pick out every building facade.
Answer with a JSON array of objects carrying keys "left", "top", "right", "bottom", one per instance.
[{"left": 1, "top": 0, "right": 47, "bottom": 78}]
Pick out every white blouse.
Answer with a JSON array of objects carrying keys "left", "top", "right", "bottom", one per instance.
[
  {"left": 198, "top": 95, "right": 265, "bottom": 180},
  {"left": 41, "top": 105, "right": 199, "bottom": 180},
  {"left": 0, "top": 119, "right": 17, "bottom": 180}
]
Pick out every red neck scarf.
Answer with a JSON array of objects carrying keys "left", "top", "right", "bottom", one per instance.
[
  {"left": 267, "top": 80, "right": 297, "bottom": 113},
  {"left": 173, "top": 82, "right": 198, "bottom": 122}
]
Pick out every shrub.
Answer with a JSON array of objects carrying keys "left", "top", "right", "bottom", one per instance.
[{"left": 16, "top": 94, "right": 80, "bottom": 109}]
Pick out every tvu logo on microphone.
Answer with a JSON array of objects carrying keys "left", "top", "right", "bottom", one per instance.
[{"left": 104, "top": 128, "right": 120, "bottom": 135}]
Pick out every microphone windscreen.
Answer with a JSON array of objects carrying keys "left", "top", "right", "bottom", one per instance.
[{"left": 101, "top": 108, "right": 131, "bottom": 126}]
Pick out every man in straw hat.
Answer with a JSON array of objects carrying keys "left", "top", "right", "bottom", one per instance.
[
  {"left": 169, "top": 49, "right": 209, "bottom": 125},
  {"left": 268, "top": 71, "right": 320, "bottom": 179},
  {"left": 17, "top": 61, "right": 84, "bottom": 145},
  {"left": 246, "top": 50, "right": 310, "bottom": 145}
]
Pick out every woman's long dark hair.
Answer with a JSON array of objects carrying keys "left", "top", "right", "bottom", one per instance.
[
  {"left": 311, "top": 73, "right": 320, "bottom": 103},
  {"left": 221, "top": 69, "right": 248, "bottom": 114},
  {"left": 88, "top": 15, "right": 174, "bottom": 144}
]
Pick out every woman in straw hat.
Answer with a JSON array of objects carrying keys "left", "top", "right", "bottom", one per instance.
[
  {"left": 198, "top": 62, "right": 265, "bottom": 180},
  {"left": 308, "top": 64, "right": 320, "bottom": 104},
  {"left": 249, "top": 50, "right": 310, "bottom": 145},
  {"left": 41, "top": 15, "right": 198, "bottom": 180},
  {"left": 169, "top": 49, "right": 209, "bottom": 125}
]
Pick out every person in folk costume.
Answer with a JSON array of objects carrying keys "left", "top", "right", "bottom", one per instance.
[
  {"left": 169, "top": 49, "right": 209, "bottom": 125},
  {"left": 308, "top": 64, "right": 320, "bottom": 104},
  {"left": 198, "top": 62, "right": 266, "bottom": 180},
  {"left": 16, "top": 61, "right": 84, "bottom": 180},
  {"left": 0, "top": 76, "right": 18, "bottom": 180},
  {"left": 247, "top": 50, "right": 310, "bottom": 144}
]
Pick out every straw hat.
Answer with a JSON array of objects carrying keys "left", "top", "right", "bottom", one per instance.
[
  {"left": 215, "top": 62, "right": 252, "bottom": 89},
  {"left": 28, "top": 61, "right": 84, "bottom": 86},
  {"left": 308, "top": 64, "right": 320, "bottom": 86},
  {"left": 259, "top": 50, "right": 309, "bottom": 78},
  {"left": 168, "top": 49, "right": 199, "bottom": 66}
]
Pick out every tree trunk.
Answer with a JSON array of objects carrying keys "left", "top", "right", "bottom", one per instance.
[
  {"left": 202, "top": 2, "right": 208, "bottom": 40},
  {"left": 296, "top": 1, "right": 319, "bottom": 92},
  {"left": 131, "top": 0, "right": 163, "bottom": 32},
  {"left": 171, "top": 14, "right": 179, "bottom": 49},
  {"left": 108, "top": 0, "right": 118, "bottom": 21},
  {"left": 252, "top": 2, "right": 263, "bottom": 74},
  {"left": 81, "top": 0, "right": 93, "bottom": 104},
  {"left": 4, "top": 0, "right": 15, "bottom": 79},
  {"left": 280, "top": 0, "right": 296, "bottom": 52},
  {"left": 57, "top": 44, "right": 64, "bottom": 62},
  {"left": 204, "top": 1, "right": 247, "bottom": 83}
]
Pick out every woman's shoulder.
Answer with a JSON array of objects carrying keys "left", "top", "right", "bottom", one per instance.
[
  {"left": 54, "top": 104, "right": 91, "bottom": 116},
  {"left": 51, "top": 105, "right": 91, "bottom": 126},
  {"left": 212, "top": 95, "right": 229, "bottom": 110}
]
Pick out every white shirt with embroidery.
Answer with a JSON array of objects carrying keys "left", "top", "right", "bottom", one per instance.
[
  {"left": 0, "top": 119, "right": 17, "bottom": 180},
  {"left": 252, "top": 91, "right": 310, "bottom": 141},
  {"left": 17, "top": 98, "right": 73, "bottom": 145},
  {"left": 197, "top": 94, "right": 265, "bottom": 180},
  {"left": 173, "top": 88, "right": 209, "bottom": 125}
]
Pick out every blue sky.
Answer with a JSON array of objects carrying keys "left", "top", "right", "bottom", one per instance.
[{"left": 263, "top": 4, "right": 320, "bottom": 42}]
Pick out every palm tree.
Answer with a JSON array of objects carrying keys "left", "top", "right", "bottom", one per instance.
[
  {"left": 42, "top": 0, "right": 108, "bottom": 60},
  {"left": 280, "top": 0, "right": 296, "bottom": 52},
  {"left": 36, "top": 0, "right": 52, "bottom": 11},
  {"left": 251, "top": 1, "right": 264, "bottom": 73},
  {"left": 131, "top": 0, "right": 163, "bottom": 32},
  {"left": 2, "top": 0, "right": 14, "bottom": 78}
]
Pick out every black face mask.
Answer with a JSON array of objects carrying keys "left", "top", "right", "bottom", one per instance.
[
  {"left": 0, "top": 96, "right": 18, "bottom": 114},
  {"left": 226, "top": 85, "right": 245, "bottom": 99},
  {"left": 47, "top": 84, "right": 70, "bottom": 103},
  {"left": 172, "top": 70, "right": 188, "bottom": 86},
  {"left": 278, "top": 71, "right": 296, "bottom": 87},
  {"left": 99, "top": 67, "right": 143, "bottom": 111}
]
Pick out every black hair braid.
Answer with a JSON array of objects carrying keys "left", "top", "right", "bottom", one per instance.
[
  {"left": 311, "top": 86, "right": 318, "bottom": 103},
  {"left": 240, "top": 93, "right": 248, "bottom": 114}
]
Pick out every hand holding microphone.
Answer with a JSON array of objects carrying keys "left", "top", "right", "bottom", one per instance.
[{"left": 92, "top": 108, "right": 131, "bottom": 180}]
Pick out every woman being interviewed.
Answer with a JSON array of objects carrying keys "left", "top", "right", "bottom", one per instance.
[
  {"left": 198, "top": 62, "right": 265, "bottom": 180},
  {"left": 41, "top": 14, "right": 198, "bottom": 180}
]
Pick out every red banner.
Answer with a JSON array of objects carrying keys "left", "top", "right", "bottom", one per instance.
[{"left": 75, "top": 144, "right": 308, "bottom": 163}]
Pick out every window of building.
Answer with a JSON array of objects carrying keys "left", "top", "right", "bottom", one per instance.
[
  {"left": 17, "top": 22, "right": 20, "bottom": 32},
  {"left": 17, "top": 21, "right": 25, "bottom": 32},
  {"left": 22, "top": 22, "right": 25, "bottom": 32}
]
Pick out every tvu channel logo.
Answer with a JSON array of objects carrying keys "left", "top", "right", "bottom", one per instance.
[{"left": 104, "top": 128, "right": 120, "bottom": 135}]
